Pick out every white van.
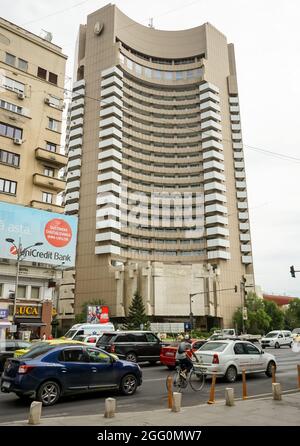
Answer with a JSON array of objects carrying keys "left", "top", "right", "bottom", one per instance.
[
  {"left": 261, "top": 330, "right": 293, "bottom": 349},
  {"left": 63, "top": 322, "right": 115, "bottom": 340}
]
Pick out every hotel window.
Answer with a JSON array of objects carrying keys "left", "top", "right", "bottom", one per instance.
[
  {"left": 0, "top": 150, "right": 20, "bottom": 167},
  {"left": 0, "top": 122, "right": 22, "bottom": 139},
  {"left": 48, "top": 118, "right": 59, "bottom": 132},
  {"left": 46, "top": 142, "right": 57, "bottom": 152},
  {"left": 126, "top": 59, "right": 133, "bottom": 70},
  {"left": 154, "top": 70, "right": 162, "bottom": 80},
  {"left": 119, "top": 53, "right": 125, "bottom": 64},
  {"left": 0, "top": 178, "right": 17, "bottom": 195},
  {"left": 44, "top": 167, "right": 54, "bottom": 177},
  {"left": 5, "top": 53, "right": 16, "bottom": 66},
  {"left": 37, "top": 67, "right": 47, "bottom": 80},
  {"left": 48, "top": 72, "right": 58, "bottom": 85},
  {"left": 164, "top": 71, "right": 173, "bottom": 81},
  {"left": 176, "top": 71, "right": 185, "bottom": 80},
  {"left": 42, "top": 192, "right": 53, "bottom": 204},
  {"left": 134, "top": 64, "right": 142, "bottom": 76},
  {"left": 18, "top": 58, "right": 28, "bottom": 71}
]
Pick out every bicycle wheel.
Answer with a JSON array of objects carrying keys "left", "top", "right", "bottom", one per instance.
[{"left": 189, "top": 369, "right": 205, "bottom": 391}]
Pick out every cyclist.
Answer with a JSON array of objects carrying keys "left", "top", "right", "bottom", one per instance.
[{"left": 175, "top": 334, "right": 194, "bottom": 378}]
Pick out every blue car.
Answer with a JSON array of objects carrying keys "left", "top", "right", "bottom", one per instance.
[{"left": 0, "top": 343, "right": 142, "bottom": 406}]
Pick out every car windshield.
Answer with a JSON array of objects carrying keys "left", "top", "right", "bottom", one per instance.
[
  {"left": 97, "top": 334, "right": 117, "bottom": 345},
  {"left": 265, "top": 333, "right": 279, "bottom": 338},
  {"left": 73, "top": 335, "right": 86, "bottom": 342},
  {"left": 64, "top": 329, "right": 77, "bottom": 339},
  {"left": 21, "top": 343, "right": 55, "bottom": 359},
  {"left": 198, "top": 342, "right": 228, "bottom": 352}
]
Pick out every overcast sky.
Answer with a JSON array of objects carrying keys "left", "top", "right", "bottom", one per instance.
[{"left": 1, "top": 0, "right": 300, "bottom": 296}]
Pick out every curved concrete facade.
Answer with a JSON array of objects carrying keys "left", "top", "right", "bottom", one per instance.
[{"left": 66, "top": 4, "right": 255, "bottom": 328}]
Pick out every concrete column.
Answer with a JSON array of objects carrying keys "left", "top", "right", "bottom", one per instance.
[
  {"left": 26, "top": 285, "right": 31, "bottom": 300},
  {"left": 104, "top": 398, "right": 116, "bottom": 418}
]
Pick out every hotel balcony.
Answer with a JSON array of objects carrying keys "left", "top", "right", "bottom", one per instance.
[{"left": 30, "top": 200, "right": 64, "bottom": 213}]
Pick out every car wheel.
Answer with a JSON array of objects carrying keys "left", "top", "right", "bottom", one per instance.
[
  {"left": 125, "top": 352, "right": 137, "bottom": 363},
  {"left": 120, "top": 374, "right": 138, "bottom": 396},
  {"left": 167, "top": 365, "right": 175, "bottom": 370},
  {"left": 37, "top": 381, "right": 61, "bottom": 406},
  {"left": 225, "top": 366, "right": 237, "bottom": 383},
  {"left": 275, "top": 342, "right": 280, "bottom": 349},
  {"left": 266, "top": 361, "right": 276, "bottom": 377}
]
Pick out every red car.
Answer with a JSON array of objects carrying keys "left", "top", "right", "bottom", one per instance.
[{"left": 160, "top": 339, "right": 207, "bottom": 370}]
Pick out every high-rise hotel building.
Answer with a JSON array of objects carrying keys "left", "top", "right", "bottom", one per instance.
[{"left": 66, "top": 4, "right": 254, "bottom": 328}]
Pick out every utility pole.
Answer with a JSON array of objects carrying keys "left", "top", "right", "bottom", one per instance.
[{"left": 240, "top": 277, "right": 247, "bottom": 334}]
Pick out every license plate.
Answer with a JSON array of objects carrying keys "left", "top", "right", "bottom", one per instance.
[
  {"left": 165, "top": 352, "right": 174, "bottom": 357},
  {"left": 2, "top": 381, "right": 10, "bottom": 389}
]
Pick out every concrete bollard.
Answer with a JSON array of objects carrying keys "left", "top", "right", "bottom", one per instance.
[
  {"left": 104, "top": 397, "right": 116, "bottom": 418},
  {"left": 242, "top": 369, "right": 248, "bottom": 400},
  {"left": 172, "top": 392, "right": 182, "bottom": 412},
  {"left": 28, "top": 401, "right": 42, "bottom": 425},
  {"left": 272, "top": 383, "right": 282, "bottom": 401},
  {"left": 225, "top": 388, "right": 235, "bottom": 406}
]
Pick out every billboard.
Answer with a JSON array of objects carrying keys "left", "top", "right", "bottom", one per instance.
[
  {"left": 0, "top": 202, "right": 77, "bottom": 267},
  {"left": 87, "top": 306, "right": 109, "bottom": 324}
]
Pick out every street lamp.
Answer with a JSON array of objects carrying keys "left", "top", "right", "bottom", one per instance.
[{"left": 5, "top": 238, "right": 43, "bottom": 322}]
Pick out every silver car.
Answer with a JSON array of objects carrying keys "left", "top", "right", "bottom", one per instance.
[{"left": 194, "top": 340, "right": 276, "bottom": 382}]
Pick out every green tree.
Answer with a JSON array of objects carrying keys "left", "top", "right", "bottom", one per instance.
[
  {"left": 232, "top": 292, "right": 271, "bottom": 335},
  {"left": 124, "top": 291, "right": 149, "bottom": 330},
  {"left": 263, "top": 300, "right": 284, "bottom": 331},
  {"left": 284, "top": 299, "right": 300, "bottom": 330},
  {"left": 74, "top": 299, "right": 106, "bottom": 324}
]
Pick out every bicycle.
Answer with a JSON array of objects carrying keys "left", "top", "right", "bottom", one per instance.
[{"left": 166, "top": 363, "right": 206, "bottom": 393}]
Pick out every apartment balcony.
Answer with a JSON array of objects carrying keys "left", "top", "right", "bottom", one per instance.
[
  {"left": 205, "top": 204, "right": 227, "bottom": 214},
  {"left": 199, "top": 91, "right": 220, "bottom": 103},
  {"left": 101, "top": 66, "right": 123, "bottom": 79},
  {"left": 71, "top": 107, "right": 84, "bottom": 119},
  {"left": 71, "top": 97, "right": 85, "bottom": 110},
  {"left": 99, "top": 127, "right": 122, "bottom": 140},
  {"left": 204, "top": 181, "right": 226, "bottom": 193},
  {"left": 233, "top": 142, "right": 243, "bottom": 149},
  {"left": 206, "top": 215, "right": 228, "bottom": 225},
  {"left": 238, "top": 201, "right": 248, "bottom": 209},
  {"left": 207, "top": 238, "right": 230, "bottom": 248},
  {"left": 202, "top": 130, "right": 222, "bottom": 141},
  {"left": 240, "top": 233, "right": 251, "bottom": 242},
  {"left": 66, "top": 169, "right": 80, "bottom": 181},
  {"left": 203, "top": 160, "right": 224, "bottom": 171},
  {"left": 95, "top": 245, "right": 121, "bottom": 255},
  {"left": 230, "top": 114, "right": 240, "bottom": 122},
  {"left": 98, "top": 159, "right": 122, "bottom": 172},
  {"left": 68, "top": 158, "right": 81, "bottom": 170},
  {"left": 35, "top": 148, "right": 67, "bottom": 168},
  {"left": 203, "top": 150, "right": 224, "bottom": 162},
  {"left": 68, "top": 148, "right": 82, "bottom": 159},
  {"left": 241, "top": 244, "right": 251, "bottom": 253},
  {"left": 202, "top": 140, "right": 223, "bottom": 151},
  {"left": 98, "top": 148, "right": 122, "bottom": 161},
  {"left": 66, "top": 179, "right": 80, "bottom": 191},
  {"left": 101, "top": 85, "right": 123, "bottom": 99},
  {"left": 69, "top": 137, "right": 83, "bottom": 149},
  {"left": 204, "top": 192, "right": 227, "bottom": 203},
  {"left": 100, "top": 95, "right": 122, "bottom": 109},
  {"left": 231, "top": 123, "right": 241, "bottom": 131},
  {"left": 233, "top": 151, "right": 244, "bottom": 160},
  {"left": 208, "top": 250, "right": 230, "bottom": 260},
  {"left": 236, "top": 181, "right": 246, "bottom": 189},
  {"left": 239, "top": 222, "right": 250, "bottom": 231},
  {"left": 242, "top": 255, "right": 253, "bottom": 264},
  {"left": 72, "top": 87, "right": 85, "bottom": 100},
  {"left": 235, "top": 171, "right": 245, "bottom": 179},
  {"left": 69, "top": 127, "right": 83, "bottom": 139},
  {"left": 199, "top": 100, "right": 221, "bottom": 113},
  {"left": 95, "top": 232, "right": 121, "bottom": 243},
  {"left": 201, "top": 120, "right": 222, "bottom": 132},
  {"left": 206, "top": 226, "right": 229, "bottom": 237},
  {"left": 101, "top": 75, "right": 123, "bottom": 89},
  {"left": 65, "top": 191, "right": 80, "bottom": 202},
  {"left": 237, "top": 191, "right": 247, "bottom": 199},
  {"left": 30, "top": 200, "right": 64, "bottom": 213},
  {"left": 230, "top": 105, "right": 240, "bottom": 113},
  {"left": 33, "top": 174, "right": 65, "bottom": 192},
  {"left": 100, "top": 105, "right": 123, "bottom": 119},
  {"left": 204, "top": 171, "right": 225, "bottom": 182},
  {"left": 229, "top": 96, "right": 239, "bottom": 104},
  {"left": 232, "top": 133, "right": 242, "bottom": 141},
  {"left": 199, "top": 82, "right": 220, "bottom": 94},
  {"left": 70, "top": 117, "right": 84, "bottom": 128},
  {"left": 234, "top": 161, "right": 245, "bottom": 169},
  {"left": 65, "top": 202, "right": 79, "bottom": 214},
  {"left": 99, "top": 116, "right": 122, "bottom": 129},
  {"left": 200, "top": 110, "right": 221, "bottom": 122},
  {"left": 238, "top": 212, "right": 249, "bottom": 220}
]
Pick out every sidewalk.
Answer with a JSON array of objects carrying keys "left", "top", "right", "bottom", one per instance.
[{"left": 1, "top": 392, "right": 300, "bottom": 426}]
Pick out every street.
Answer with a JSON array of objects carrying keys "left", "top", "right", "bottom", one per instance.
[{"left": 0, "top": 347, "right": 299, "bottom": 424}]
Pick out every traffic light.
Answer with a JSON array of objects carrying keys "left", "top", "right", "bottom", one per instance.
[{"left": 290, "top": 265, "right": 296, "bottom": 278}]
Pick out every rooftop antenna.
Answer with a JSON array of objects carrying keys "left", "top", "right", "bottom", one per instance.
[
  {"left": 40, "top": 29, "right": 53, "bottom": 42},
  {"left": 148, "top": 18, "right": 154, "bottom": 29}
]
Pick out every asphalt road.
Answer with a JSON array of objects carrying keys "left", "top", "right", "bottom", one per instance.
[{"left": 0, "top": 347, "right": 299, "bottom": 423}]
